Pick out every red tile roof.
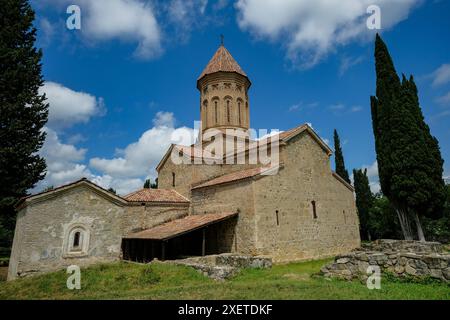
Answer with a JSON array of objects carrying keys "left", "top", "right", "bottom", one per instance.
[
  {"left": 124, "top": 189, "right": 190, "bottom": 203},
  {"left": 198, "top": 45, "right": 247, "bottom": 81},
  {"left": 192, "top": 166, "right": 281, "bottom": 190},
  {"left": 124, "top": 212, "right": 238, "bottom": 240}
]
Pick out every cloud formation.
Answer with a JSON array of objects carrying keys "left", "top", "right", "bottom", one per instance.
[
  {"left": 430, "top": 64, "right": 450, "bottom": 87},
  {"left": 236, "top": 0, "right": 422, "bottom": 68},
  {"left": 40, "top": 82, "right": 105, "bottom": 128},
  {"left": 37, "top": 111, "right": 196, "bottom": 195},
  {"left": 90, "top": 112, "right": 195, "bottom": 179}
]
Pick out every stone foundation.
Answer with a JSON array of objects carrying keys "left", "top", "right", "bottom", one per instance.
[
  {"left": 321, "top": 239, "right": 450, "bottom": 282},
  {"left": 162, "top": 254, "right": 272, "bottom": 280}
]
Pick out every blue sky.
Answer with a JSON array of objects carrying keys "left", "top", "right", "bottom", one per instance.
[{"left": 30, "top": 0, "right": 450, "bottom": 194}]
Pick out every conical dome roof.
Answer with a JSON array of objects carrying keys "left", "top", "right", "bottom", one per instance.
[{"left": 197, "top": 45, "right": 248, "bottom": 81}]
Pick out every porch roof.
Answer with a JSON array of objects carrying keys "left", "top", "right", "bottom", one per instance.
[{"left": 123, "top": 212, "right": 238, "bottom": 241}]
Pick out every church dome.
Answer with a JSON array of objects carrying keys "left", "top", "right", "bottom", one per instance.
[{"left": 197, "top": 44, "right": 249, "bottom": 84}]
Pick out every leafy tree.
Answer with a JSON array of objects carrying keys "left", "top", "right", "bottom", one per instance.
[
  {"left": 422, "top": 185, "right": 450, "bottom": 243},
  {"left": 108, "top": 188, "right": 116, "bottom": 195},
  {"left": 333, "top": 129, "right": 350, "bottom": 184},
  {"left": 370, "top": 34, "right": 446, "bottom": 241},
  {"left": 144, "top": 179, "right": 158, "bottom": 189},
  {"left": 0, "top": 0, "right": 48, "bottom": 246},
  {"left": 353, "top": 169, "right": 374, "bottom": 240},
  {"left": 368, "top": 194, "right": 402, "bottom": 240}
]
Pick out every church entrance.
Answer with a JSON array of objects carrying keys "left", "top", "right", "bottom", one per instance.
[{"left": 121, "top": 212, "right": 238, "bottom": 263}]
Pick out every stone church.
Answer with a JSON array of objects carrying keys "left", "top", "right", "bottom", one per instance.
[{"left": 8, "top": 44, "right": 360, "bottom": 280}]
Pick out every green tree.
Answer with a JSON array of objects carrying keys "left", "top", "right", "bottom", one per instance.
[
  {"left": 370, "top": 34, "right": 446, "bottom": 241},
  {"left": 369, "top": 194, "right": 402, "bottom": 240},
  {"left": 108, "top": 188, "right": 116, "bottom": 195},
  {"left": 0, "top": 0, "right": 48, "bottom": 247},
  {"left": 333, "top": 129, "right": 350, "bottom": 184},
  {"left": 422, "top": 185, "right": 450, "bottom": 243},
  {"left": 144, "top": 179, "right": 158, "bottom": 189},
  {"left": 151, "top": 178, "right": 158, "bottom": 189},
  {"left": 353, "top": 169, "right": 374, "bottom": 240}
]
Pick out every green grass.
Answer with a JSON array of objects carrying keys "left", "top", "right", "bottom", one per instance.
[{"left": 0, "top": 259, "right": 448, "bottom": 300}]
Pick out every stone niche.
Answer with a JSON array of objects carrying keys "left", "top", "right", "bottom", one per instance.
[{"left": 321, "top": 239, "right": 450, "bottom": 282}]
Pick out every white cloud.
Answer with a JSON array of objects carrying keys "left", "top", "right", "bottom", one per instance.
[
  {"left": 90, "top": 175, "right": 144, "bottom": 196},
  {"left": 362, "top": 161, "right": 381, "bottom": 193},
  {"left": 339, "top": 55, "right": 364, "bottom": 76},
  {"left": 351, "top": 106, "right": 363, "bottom": 112},
  {"left": 329, "top": 103, "right": 345, "bottom": 110},
  {"left": 430, "top": 64, "right": 450, "bottom": 87},
  {"left": 49, "top": 0, "right": 162, "bottom": 59},
  {"left": 165, "top": 0, "right": 211, "bottom": 42},
  {"left": 39, "top": 18, "right": 54, "bottom": 46},
  {"left": 288, "top": 101, "right": 318, "bottom": 112},
  {"left": 90, "top": 112, "right": 196, "bottom": 179},
  {"left": 35, "top": 112, "right": 196, "bottom": 195},
  {"left": 40, "top": 82, "right": 105, "bottom": 129},
  {"left": 236, "top": 0, "right": 422, "bottom": 68},
  {"left": 436, "top": 91, "right": 450, "bottom": 106},
  {"left": 35, "top": 127, "right": 90, "bottom": 190}
]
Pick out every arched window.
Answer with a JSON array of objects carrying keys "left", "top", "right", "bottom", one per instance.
[
  {"left": 237, "top": 99, "right": 243, "bottom": 125},
  {"left": 227, "top": 100, "right": 231, "bottom": 123},
  {"left": 203, "top": 100, "right": 208, "bottom": 127},
  {"left": 64, "top": 225, "right": 90, "bottom": 257},
  {"left": 215, "top": 101, "right": 218, "bottom": 123},
  {"left": 73, "top": 232, "right": 81, "bottom": 249},
  {"left": 172, "top": 172, "right": 176, "bottom": 187}
]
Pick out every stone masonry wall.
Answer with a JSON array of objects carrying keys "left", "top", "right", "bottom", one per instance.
[
  {"left": 8, "top": 186, "right": 125, "bottom": 280},
  {"left": 321, "top": 240, "right": 450, "bottom": 282},
  {"left": 190, "top": 179, "right": 257, "bottom": 255},
  {"left": 253, "top": 132, "right": 361, "bottom": 262}
]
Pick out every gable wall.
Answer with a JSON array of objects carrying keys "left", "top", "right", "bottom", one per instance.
[
  {"left": 158, "top": 155, "right": 258, "bottom": 199},
  {"left": 253, "top": 132, "right": 360, "bottom": 262},
  {"left": 8, "top": 186, "right": 125, "bottom": 280}
]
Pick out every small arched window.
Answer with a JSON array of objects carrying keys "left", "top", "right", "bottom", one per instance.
[
  {"left": 172, "top": 172, "right": 176, "bottom": 187},
  {"left": 73, "top": 232, "right": 81, "bottom": 249},
  {"left": 214, "top": 100, "right": 218, "bottom": 123},
  {"left": 227, "top": 100, "right": 231, "bottom": 123},
  {"left": 65, "top": 225, "right": 90, "bottom": 257},
  {"left": 237, "top": 99, "right": 243, "bottom": 125}
]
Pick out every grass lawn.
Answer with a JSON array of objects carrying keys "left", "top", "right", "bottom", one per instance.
[{"left": 0, "top": 259, "right": 448, "bottom": 300}]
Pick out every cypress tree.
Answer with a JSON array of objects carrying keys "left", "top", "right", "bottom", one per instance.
[
  {"left": 333, "top": 129, "right": 350, "bottom": 184},
  {"left": 370, "top": 34, "right": 446, "bottom": 241},
  {"left": 0, "top": 0, "right": 48, "bottom": 246},
  {"left": 353, "top": 169, "right": 374, "bottom": 240},
  {"left": 143, "top": 179, "right": 151, "bottom": 189}
]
